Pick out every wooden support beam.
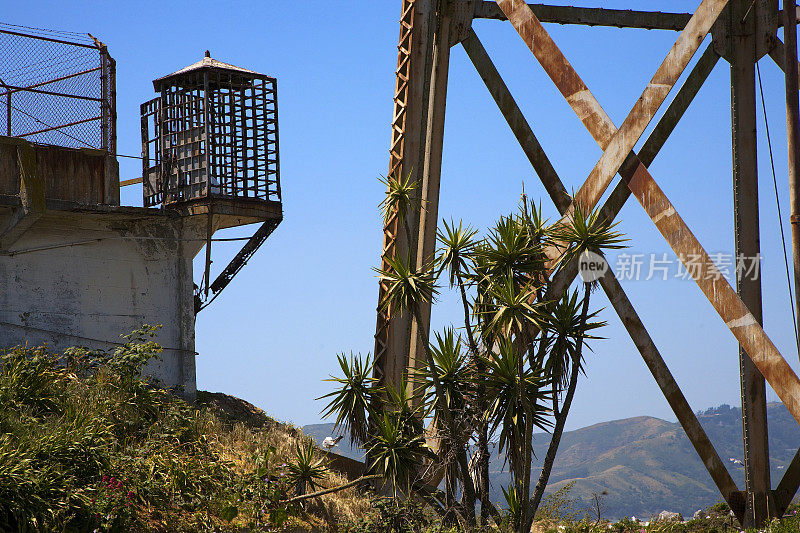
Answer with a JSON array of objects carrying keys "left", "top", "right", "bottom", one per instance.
[
  {"left": 120, "top": 177, "right": 143, "bottom": 187},
  {"left": 475, "top": 2, "right": 692, "bottom": 30}
]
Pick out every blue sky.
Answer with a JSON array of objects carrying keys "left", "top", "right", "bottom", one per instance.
[{"left": 7, "top": 1, "right": 800, "bottom": 431}]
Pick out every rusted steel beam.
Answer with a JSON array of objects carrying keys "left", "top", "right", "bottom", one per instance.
[
  {"left": 768, "top": 37, "right": 800, "bottom": 90},
  {"left": 729, "top": 0, "right": 772, "bottom": 523},
  {"left": 374, "top": 0, "right": 430, "bottom": 391},
  {"left": 596, "top": 44, "right": 720, "bottom": 231},
  {"left": 374, "top": 0, "right": 421, "bottom": 385},
  {"left": 461, "top": 31, "right": 741, "bottom": 511},
  {"left": 598, "top": 272, "right": 743, "bottom": 516},
  {"left": 775, "top": 447, "right": 800, "bottom": 515},
  {"left": 496, "top": 0, "right": 800, "bottom": 427},
  {"left": 464, "top": 31, "right": 719, "bottom": 222},
  {"left": 409, "top": 4, "right": 454, "bottom": 392},
  {"left": 575, "top": 0, "right": 727, "bottom": 211},
  {"left": 625, "top": 155, "right": 800, "bottom": 426},
  {"left": 494, "top": 0, "right": 725, "bottom": 179},
  {"left": 476, "top": 2, "right": 692, "bottom": 30},
  {"left": 784, "top": 3, "right": 800, "bottom": 362}
]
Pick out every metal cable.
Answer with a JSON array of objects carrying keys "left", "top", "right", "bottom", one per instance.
[
  {"left": 756, "top": 61, "right": 799, "bottom": 353},
  {"left": 0, "top": 319, "right": 197, "bottom": 354}
]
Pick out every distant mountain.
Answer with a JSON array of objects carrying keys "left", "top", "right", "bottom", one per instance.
[{"left": 304, "top": 403, "right": 800, "bottom": 519}]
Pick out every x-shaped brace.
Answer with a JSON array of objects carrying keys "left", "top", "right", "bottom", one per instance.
[
  {"left": 462, "top": 29, "right": 744, "bottom": 514},
  {"left": 493, "top": 0, "right": 800, "bottom": 431}
]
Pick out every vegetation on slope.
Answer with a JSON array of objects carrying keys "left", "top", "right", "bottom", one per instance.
[{"left": 0, "top": 327, "right": 370, "bottom": 532}]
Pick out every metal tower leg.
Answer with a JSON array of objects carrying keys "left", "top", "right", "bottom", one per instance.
[
  {"left": 408, "top": 3, "right": 454, "bottom": 391},
  {"left": 374, "top": 0, "right": 437, "bottom": 392},
  {"left": 730, "top": 0, "right": 772, "bottom": 526},
  {"left": 784, "top": 0, "right": 800, "bottom": 360}
]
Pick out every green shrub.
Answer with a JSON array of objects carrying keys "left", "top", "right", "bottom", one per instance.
[{"left": 0, "top": 327, "right": 355, "bottom": 531}]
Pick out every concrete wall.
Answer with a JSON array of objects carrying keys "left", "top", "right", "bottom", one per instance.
[{"left": 0, "top": 206, "right": 205, "bottom": 399}]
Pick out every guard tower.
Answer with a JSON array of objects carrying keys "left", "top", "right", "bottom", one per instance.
[
  {"left": 141, "top": 52, "right": 282, "bottom": 311},
  {"left": 0, "top": 27, "right": 282, "bottom": 401}
]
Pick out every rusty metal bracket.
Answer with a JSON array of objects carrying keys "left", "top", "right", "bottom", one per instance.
[
  {"left": 449, "top": 0, "right": 477, "bottom": 46},
  {"left": 195, "top": 217, "right": 282, "bottom": 313}
]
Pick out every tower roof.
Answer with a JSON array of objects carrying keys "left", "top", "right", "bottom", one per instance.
[{"left": 153, "top": 51, "right": 270, "bottom": 89}]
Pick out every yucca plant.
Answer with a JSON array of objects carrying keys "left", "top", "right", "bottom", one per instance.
[
  {"left": 379, "top": 171, "right": 420, "bottom": 244},
  {"left": 366, "top": 412, "right": 431, "bottom": 497},
  {"left": 526, "top": 203, "right": 623, "bottom": 530},
  {"left": 376, "top": 250, "right": 478, "bottom": 524},
  {"left": 436, "top": 220, "right": 498, "bottom": 523},
  {"left": 285, "top": 441, "right": 328, "bottom": 497},
  {"left": 321, "top": 179, "right": 623, "bottom": 532},
  {"left": 317, "top": 352, "right": 379, "bottom": 447}
]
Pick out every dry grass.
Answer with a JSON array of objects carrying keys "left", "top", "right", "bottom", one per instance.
[{"left": 197, "top": 391, "right": 374, "bottom": 530}]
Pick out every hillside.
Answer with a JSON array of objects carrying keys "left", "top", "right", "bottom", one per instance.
[
  {"left": 0, "top": 339, "right": 371, "bottom": 531},
  {"left": 306, "top": 402, "right": 800, "bottom": 519}
]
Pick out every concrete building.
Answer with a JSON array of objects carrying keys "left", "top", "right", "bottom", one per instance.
[{"left": 0, "top": 30, "right": 281, "bottom": 399}]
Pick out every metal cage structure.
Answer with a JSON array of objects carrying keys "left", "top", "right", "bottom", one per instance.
[
  {"left": 0, "top": 23, "right": 116, "bottom": 154},
  {"left": 141, "top": 53, "right": 280, "bottom": 208}
]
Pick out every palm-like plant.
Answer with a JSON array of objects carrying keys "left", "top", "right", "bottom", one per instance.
[
  {"left": 376, "top": 249, "right": 477, "bottom": 524},
  {"left": 481, "top": 215, "right": 545, "bottom": 284},
  {"left": 526, "top": 203, "right": 623, "bottom": 529},
  {"left": 551, "top": 202, "right": 627, "bottom": 278},
  {"left": 541, "top": 290, "right": 603, "bottom": 404},
  {"left": 375, "top": 254, "right": 438, "bottom": 319},
  {"left": 417, "top": 329, "right": 474, "bottom": 415},
  {"left": 437, "top": 219, "right": 478, "bottom": 288},
  {"left": 317, "top": 353, "right": 379, "bottom": 446},
  {"left": 367, "top": 412, "right": 431, "bottom": 497},
  {"left": 482, "top": 272, "right": 543, "bottom": 345},
  {"left": 286, "top": 441, "right": 328, "bottom": 497},
  {"left": 482, "top": 334, "right": 551, "bottom": 529},
  {"left": 384, "top": 380, "right": 425, "bottom": 440},
  {"left": 379, "top": 171, "right": 419, "bottom": 243},
  {"left": 482, "top": 336, "right": 551, "bottom": 464}
]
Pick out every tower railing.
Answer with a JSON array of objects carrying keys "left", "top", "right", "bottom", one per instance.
[{"left": 0, "top": 22, "right": 116, "bottom": 154}]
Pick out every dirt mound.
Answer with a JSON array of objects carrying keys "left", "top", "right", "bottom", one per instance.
[{"left": 197, "top": 390, "right": 301, "bottom": 436}]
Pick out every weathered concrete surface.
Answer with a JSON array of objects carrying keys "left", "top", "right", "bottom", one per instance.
[{"left": 0, "top": 203, "right": 206, "bottom": 399}]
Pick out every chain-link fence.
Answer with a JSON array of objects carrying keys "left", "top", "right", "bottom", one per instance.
[{"left": 0, "top": 22, "right": 115, "bottom": 153}]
